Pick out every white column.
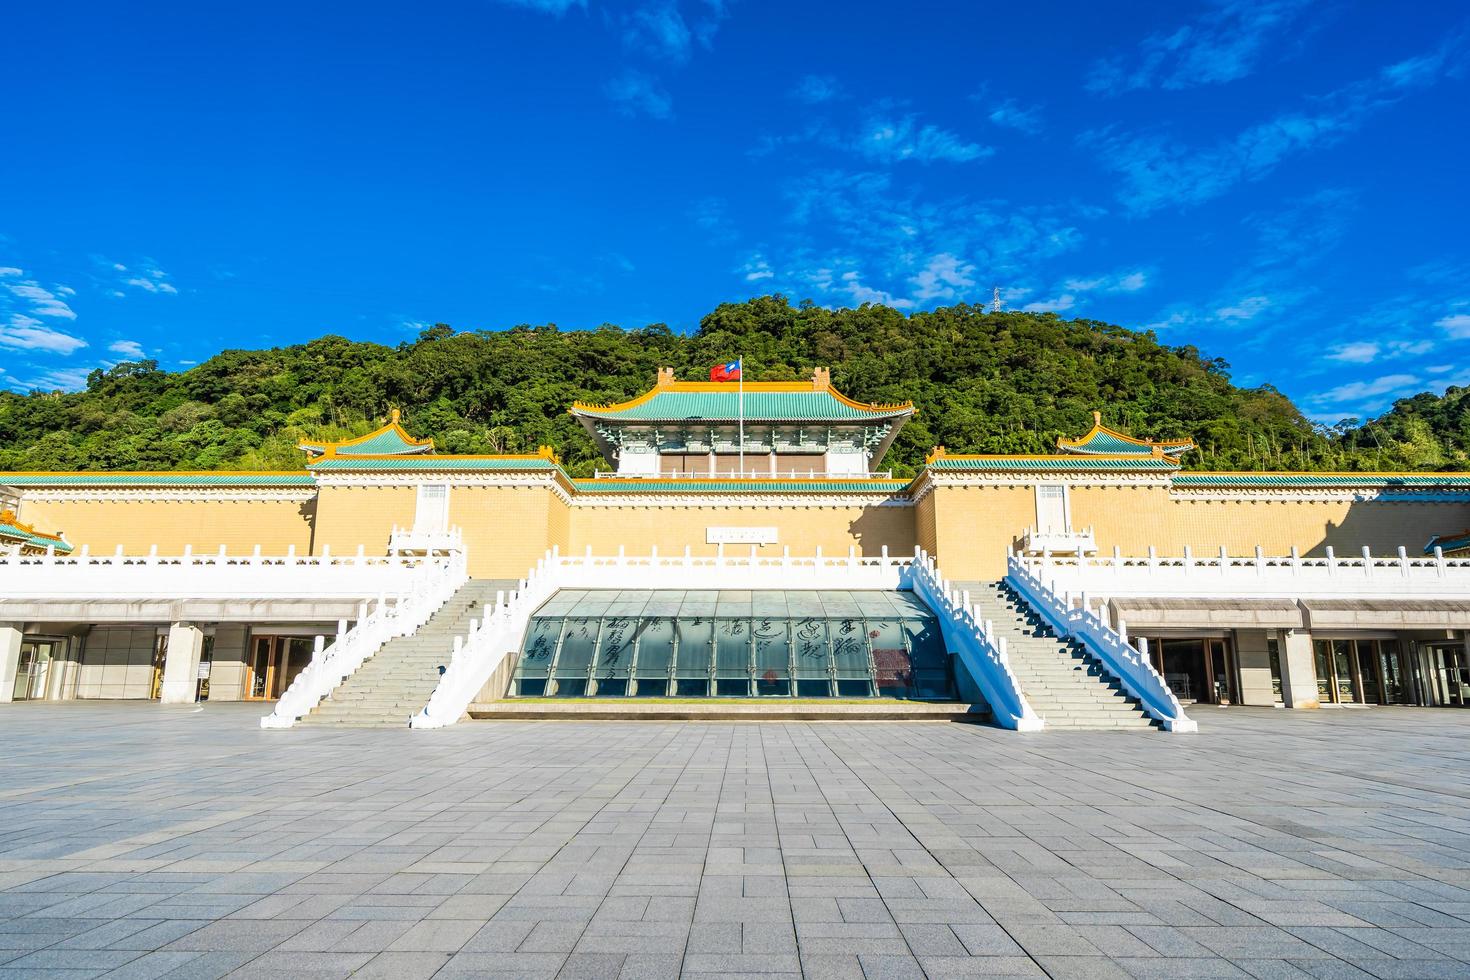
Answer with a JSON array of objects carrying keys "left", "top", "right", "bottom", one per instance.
[
  {"left": 159, "top": 622, "right": 205, "bottom": 704},
  {"left": 0, "top": 623, "right": 22, "bottom": 704},
  {"left": 1279, "top": 629, "right": 1319, "bottom": 709},
  {"left": 1233, "top": 630, "right": 1277, "bottom": 706}
]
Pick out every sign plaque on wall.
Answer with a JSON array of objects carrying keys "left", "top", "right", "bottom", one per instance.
[{"left": 707, "top": 526, "right": 779, "bottom": 546}]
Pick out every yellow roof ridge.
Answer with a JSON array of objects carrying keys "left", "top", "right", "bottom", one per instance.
[
  {"left": 570, "top": 376, "right": 913, "bottom": 414},
  {"left": 1057, "top": 412, "right": 1195, "bottom": 453},
  {"left": 300, "top": 408, "right": 435, "bottom": 458}
]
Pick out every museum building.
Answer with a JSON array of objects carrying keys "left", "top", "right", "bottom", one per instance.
[{"left": 2, "top": 368, "right": 1468, "bottom": 729}]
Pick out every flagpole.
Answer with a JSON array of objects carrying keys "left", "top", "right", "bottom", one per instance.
[{"left": 737, "top": 357, "right": 744, "bottom": 476}]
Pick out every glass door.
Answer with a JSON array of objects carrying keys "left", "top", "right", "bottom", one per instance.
[
  {"left": 1438, "top": 647, "right": 1470, "bottom": 707},
  {"left": 11, "top": 640, "right": 59, "bottom": 701},
  {"left": 245, "top": 636, "right": 317, "bottom": 700}
]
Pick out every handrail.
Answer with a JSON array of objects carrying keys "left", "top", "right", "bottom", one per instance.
[
  {"left": 907, "top": 550, "right": 1042, "bottom": 731},
  {"left": 260, "top": 551, "right": 468, "bottom": 729},
  {"left": 411, "top": 554, "right": 561, "bottom": 729},
  {"left": 1006, "top": 554, "right": 1196, "bottom": 733}
]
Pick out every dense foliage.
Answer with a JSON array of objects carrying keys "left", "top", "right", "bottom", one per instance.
[{"left": 1, "top": 297, "right": 1465, "bottom": 477}]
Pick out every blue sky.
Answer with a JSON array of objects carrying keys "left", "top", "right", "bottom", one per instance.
[{"left": 1, "top": 1, "right": 1466, "bottom": 422}]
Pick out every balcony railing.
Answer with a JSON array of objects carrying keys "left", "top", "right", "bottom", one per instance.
[
  {"left": 1018, "top": 544, "right": 1470, "bottom": 600},
  {"left": 388, "top": 525, "right": 464, "bottom": 555},
  {"left": 1019, "top": 526, "right": 1097, "bottom": 555},
  {"left": 0, "top": 544, "right": 448, "bottom": 601}
]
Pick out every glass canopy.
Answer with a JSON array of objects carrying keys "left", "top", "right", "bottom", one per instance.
[{"left": 510, "top": 590, "right": 954, "bottom": 700}]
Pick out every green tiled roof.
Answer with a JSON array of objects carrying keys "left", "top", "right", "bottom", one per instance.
[
  {"left": 573, "top": 389, "right": 912, "bottom": 422},
  {"left": 303, "top": 429, "right": 425, "bottom": 455},
  {"left": 0, "top": 520, "right": 73, "bottom": 553},
  {"left": 571, "top": 479, "right": 910, "bottom": 494},
  {"left": 925, "top": 456, "right": 1179, "bottom": 472},
  {"left": 1063, "top": 430, "right": 1191, "bottom": 455},
  {"left": 308, "top": 456, "right": 560, "bottom": 472},
  {"left": 1172, "top": 473, "right": 1470, "bottom": 489},
  {"left": 0, "top": 472, "right": 316, "bottom": 487}
]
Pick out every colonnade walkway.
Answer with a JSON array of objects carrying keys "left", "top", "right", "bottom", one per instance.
[{"left": 1, "top": 702, "right": 1469, "bottom": 978}]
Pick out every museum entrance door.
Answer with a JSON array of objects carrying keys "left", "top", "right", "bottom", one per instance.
[
  {"left": 245, "top": 636, "right": 314, "bottom": 700},
  {"left": 1152, "top": 638, "right": 1236, "bottom": 704},
  {"left": 1431, "top": 645, "right": 1470, "bottom": 707},
  {"left": 11, "top": 639, "right": 60, "bottom": 701}
]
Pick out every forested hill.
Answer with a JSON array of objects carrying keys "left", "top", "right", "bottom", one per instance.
[{"left": 1, "top": 297, "right": 1465, "bottom": 477}]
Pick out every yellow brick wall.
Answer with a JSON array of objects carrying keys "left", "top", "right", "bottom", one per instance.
[
  {"left": 311, "top": 485, "right": 415, "bottom": 556},
  {"left": 20, "top": 497, "right": 315, "bottom": 554},
  {"left": 547, "top": 492, "right": 572, "bottom": 554},
  {"left": 1161, "top": 497, "right": 1470, "bottom": 556},
  {"left": 450, "top": 485, "right": 562, "bottom": 579},
  {"left": 567, "top": 503, "right": 916, "bottom": 558},
  {"left": 925, "top": 486, "right": 1037, "bottom": 580},
  {"left": 915, "top": 491, "right": 937, "bottom": 558}
]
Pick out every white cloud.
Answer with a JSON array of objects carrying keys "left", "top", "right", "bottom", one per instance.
[
  {"left": 909, "top": 253, "right": 976, "bottom": 303},
  {"left": 757, "top": 169, "right": 1085, "bottom": 312},
  {"left": 986, "top": 99, "right": 1043, "bottom": 135},
  {"left": 605, "top": 70, "right": 673, "bottom": 119},
  {"left": 108, "top": 339, "right": 147, "bottom": 358},
  {"left": 491, "top": 0, "right": 585, "bottom": 13},
  {"left": 1062, "top": 269, "right": 1150, "bottom": 295},
  {"left": 855, "top": 110, "right": 991, "bottom": 165},
  {"left": 1437, "top": 313, "right": 1470, "bottom": 339},
  {"left": 0, "top": 315, "right": 88, "bottom": 354},
  {"left": 1022, "top": 294, "right": 1077, "bottom": 313},
  {"left": 4, "top": 280, "right": 77, "bottom": 319},
  {"left": 0, "top": 267, "right": 22, "bottom": 277},
  {"left": 12, "top": 366, "right": 96, "bottom": 391},
  {"left": 1313, "top": 373, "right": 1421, "bottom": 404},
  {"left": 1085, "top": 36, "right": 1466, "bottom": 213},
  {"left": 740, "top": 254, "right": 774, "bottom": 281},
  {"left": 1326, "top": 341, "right": 1379, "bottom": 363},
  {"left": 792, "top": 75, "right": 842, "bottom": 104},
  {"left": 109, "top": 260, "right": 178, "bottom": 295},
  {"left": 1214, "top": 295, "right": 1272, "bottom": 321},
  {"left": 1088, "top": 0, "right": 1314, "bottom": 95}
]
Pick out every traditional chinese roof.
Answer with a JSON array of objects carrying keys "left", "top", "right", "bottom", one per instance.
[
  {"left": 1058, "top": 412, "right": 1195, "bottom": 458},
  {"left": 570, "top": 368, "right": 914, "bottom": 424},
  {"left": 0, "top": 471, "right": 315, "bottom": 488},
  {"left": 923, "top": 448, "right": 1180, "bottom": 473},
  {"left": 1426, "top": 530, "right": 1470, "bottom": 556},
  {"left": 307, "top": 445, "right": 563, "bottom": 473},
  {"left": 0, "top": 509, "right": 74, "bottom": 554},
  {"left": 299, "top": 409, "right": 434, "bottom": 459}
]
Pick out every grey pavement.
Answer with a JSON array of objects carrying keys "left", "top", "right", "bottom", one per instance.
[{"left": 0, "top": 702, "right": 1469, "bottom": 979}]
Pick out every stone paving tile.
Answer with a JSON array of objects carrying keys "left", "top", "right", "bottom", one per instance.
[{"left": 3, "top": 703, "right": 1470, "bottom": 977}]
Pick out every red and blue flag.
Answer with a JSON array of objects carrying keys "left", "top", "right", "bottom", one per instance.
[{"left": 709, "top": 359, "right": 742, "bottom": 382}]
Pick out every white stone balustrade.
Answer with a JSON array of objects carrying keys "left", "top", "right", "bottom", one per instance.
[
  {"left": 1019, "top": 544, "right": 1470, "bottom": 600},
  {"left": 388, "top": 525, "right": 465, "bottom": 555},
  {"left": 0, "top": 545, "right": 443, "bottom": 601},
  {"left": 1020, "top": 526, "right": 1097, "bottom": 556}
]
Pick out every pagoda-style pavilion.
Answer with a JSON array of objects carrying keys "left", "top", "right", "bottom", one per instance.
[{"left": 570, "top": 367, "right": 915, "bottom": 477}]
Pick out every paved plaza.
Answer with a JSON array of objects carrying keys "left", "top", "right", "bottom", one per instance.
[{"left": 2, "top": 705, "right": 1470, "bottom": 979}]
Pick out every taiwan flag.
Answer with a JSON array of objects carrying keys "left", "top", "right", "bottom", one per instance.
[{"left": 709, "top": 359, "right": 742, "bottom": 382}]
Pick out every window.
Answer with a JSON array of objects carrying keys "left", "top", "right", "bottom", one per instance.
[
  {"left": 511, "top": 591, "right": 954, "bottom": 701},
  {"left": 1035, "top": 484, "right": 1069, "bottom": 533},
  {"left": 415, "top": 484, "right": 449, "bottom": 533}
]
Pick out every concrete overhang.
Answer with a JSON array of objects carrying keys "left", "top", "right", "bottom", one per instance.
[
  {"left": 1109, "top": 598, "right": 1304, "bottom": 630},
  {"left": 1301, "top": 599, "right": 1470, "bottom": 631},
  {"left": 0, "top": 597, "right": 373, "bottom": 623}
]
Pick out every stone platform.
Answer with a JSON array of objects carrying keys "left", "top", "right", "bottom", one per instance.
[{"left": 467, "top": 698, "right": 988, "bottom": 722}]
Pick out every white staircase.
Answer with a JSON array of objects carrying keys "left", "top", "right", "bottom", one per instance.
[
  {"left": 968, "top": 581, "right": 1158, "bottom": 730},
  {"left": 298, "top": 579, "right": 516, "bottom": 727}
]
